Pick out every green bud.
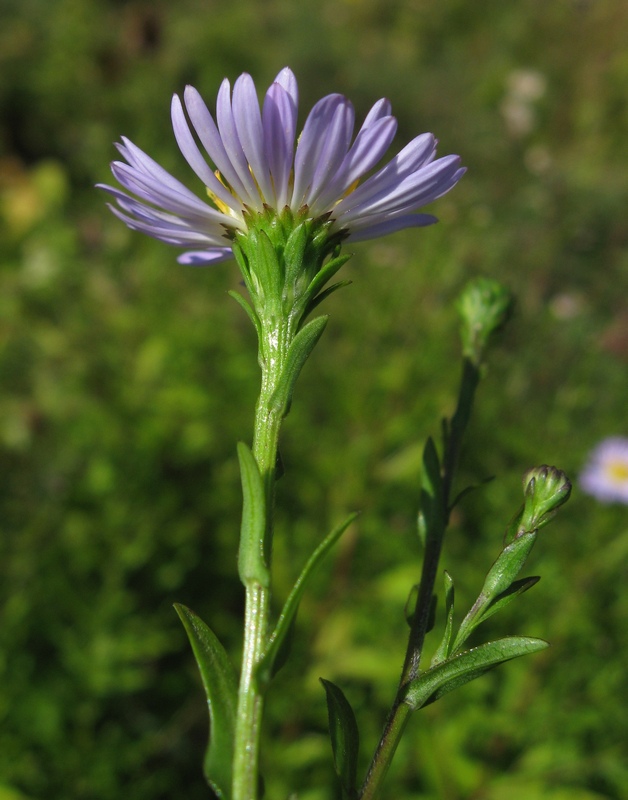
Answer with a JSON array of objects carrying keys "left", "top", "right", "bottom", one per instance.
[
  {"left": 456, "top": 277, "right": 514, "bottom": 365},
  {"left": 519, "top": 465, "right": 571, "bottom": 535}
]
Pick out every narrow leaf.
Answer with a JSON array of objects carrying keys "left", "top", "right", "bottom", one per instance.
[
  {"left": 257, "top": 513, "right": 358, "bottom": 686},
  {"left": 268, "top": 315, "right": 328, "bottom": 417},
  {"left": 430, "top": 571, "right": 455, "bottom": 666},
  {"left": 478, "top": 576, "right": 540, "bottom": 625},
  {"left": 237, "top": 442, "right": 270, "bottom": 587},
  {"left": 452, "top": 531, "right": 537, "bottom": 652},
  {"left": 320, "top": 678, "right": 360, "bottom": 798},
  {"left": 305, "top": 252, "right": 352, "bottom": 301},
  {"left": 283, "top": 221, "right": 309, "bottom": 289},
  {"left": 481, "top": 530, "right": 538, "bottom": 600},
  {"left": 303, "top": 280, "right": 352, "bottom": 319},
  {"left": 403, "top": 636, "right": 549, "bottom": 711},
  {"left": 174, "top": 604, "right": 238, "bottom": 799},
  {"left": 228, "top": 290, "right": 262, "bottom": 341}
]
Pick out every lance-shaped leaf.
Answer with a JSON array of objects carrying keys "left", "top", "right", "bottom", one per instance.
[
  {"left": 256, "top": 513, "right": 358, "bottom": 687},
  {"left": 237, "top": 442, "right": 270, "bottom": 588},
  {"left": 228, "top": 290, "right": 262, "bottom": 341},
  {"left": 430, "top": 571, "right": 456, "bottom": 666},
  {"left": 403, "top": 636, "right": 548, "bottom": 711},
  {"left": 320, "top": 678, "right": 360, "bottom": 799},
  {"left": 174, "top": 604, "right": 238, "bottom": 799},
  {"left": 268, "top": 315, "right": 329, "bottom": 418},
  {"left": 476, "top": 575, "right": 540, "bottom": 626},
  {"left": 304, "top": 252, "right": 352, "bottom": 305},
  {"left": 451, "top": 530, "right": 537, "bottom": 653}
]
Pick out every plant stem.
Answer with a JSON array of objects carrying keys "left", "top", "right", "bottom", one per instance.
[
  {"left": 232, "top": 316, "right": 293, "bottom": 800},
  {"left": 359, "top": 358, "right": 480, "bottom": 800}
]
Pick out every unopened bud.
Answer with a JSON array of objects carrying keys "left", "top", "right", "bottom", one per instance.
[
  {"left": 519, "top": 465, "right": 571, "bottom": 534},
  {"left": 456, "top": 277, "right": 513, "bottom": 365}
]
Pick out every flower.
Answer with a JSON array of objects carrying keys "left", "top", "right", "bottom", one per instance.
[
  {"left": 580, "top": 437, "right": 628, "bottom": 504},
  {"left": 99, "top": 67, "right": 465, "bottom": 266}
]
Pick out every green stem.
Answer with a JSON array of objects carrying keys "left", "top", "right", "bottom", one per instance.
[
  {"left": 359, "top": 358, "right": 481, "bottom": 800},
  {"left": 232, "top": 316, "right": 293, "bottom": 800}
]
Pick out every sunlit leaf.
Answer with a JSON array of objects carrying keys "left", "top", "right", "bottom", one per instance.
[
  {"left": 403, "top": 636, "right": 549, "bottom": 710},
  {"left": 174, "top": 604, "right": 238, "bottom": 799}
]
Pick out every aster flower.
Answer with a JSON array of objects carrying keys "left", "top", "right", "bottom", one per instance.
[
  {"left": 580, "top": 437, "right": 628, "bottom": 504},
  {"left": 98, "top": 67, "right": 465, "bottom": 267}
]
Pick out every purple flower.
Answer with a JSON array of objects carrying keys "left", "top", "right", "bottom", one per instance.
[
  {"left": 99, "top": 68, "right": 465, "bottom": 266},
  {"left": 580, "top": 437, "right": 628, "bottom": 504}
]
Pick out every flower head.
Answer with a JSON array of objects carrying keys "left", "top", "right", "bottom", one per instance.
[
  {"left": 580, "top": 437, "right": 628, "bottom": 504},
  {"left": 99, "top": 67, "right": 465, "bottom": 266}
]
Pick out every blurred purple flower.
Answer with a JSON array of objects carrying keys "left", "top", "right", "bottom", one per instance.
[
  {"left": 99, "top": 68, "right": 465, "bottom": 266},
  {"left": 580, "top": 437, "right": 628, "bottom": 504}
]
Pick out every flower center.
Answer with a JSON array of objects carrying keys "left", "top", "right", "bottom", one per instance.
[{"left": 605, "top": 459, "right": 628, "bottom": 484}]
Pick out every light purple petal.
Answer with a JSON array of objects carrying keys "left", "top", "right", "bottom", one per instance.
[
  {"left": 110, "top": 162, "right": 233, "bottom": 225},
  {"left": 306, "top": 100, "right": 355, "bottom": 208},
  {"left": 336, "top": 156, "right": 463, "bottom": 224},
  {"left": 262, "top": 82, "right": 297, "bottom": 208},
  {"left": 333, "top": 133, "right": 437, "bottom": 216},
  {"left": 232, "top": 73, "right": 274, "bottom": 203},
  {"left": 178, "top": 248, "right": 234, "bottom": 266},
  {"left": 183, "top": 85, "right": 256, "bottom": 206},
  {"left": 216, "top": 78, "right": 262, "bottom": 205},
  {"left": 116, "top": 137, "right": 210, "bottom": 206},
  {"left": 345, "top": 213, "right": 438, "bottom": 242},
  {"left": 170, "top": 94, "right": 242, "bottom": 213},
  {"left": 311, "top": 115, "right": 398, "bottom": 214},
  {"left": 292, "top": 94, "right": 347, "bottom": 208},
  {"left": 274, "top": 67, "right": 299, "bottom": 108},
  {"left": 362, "top": 97, "right": 392, "bottom": 127}
]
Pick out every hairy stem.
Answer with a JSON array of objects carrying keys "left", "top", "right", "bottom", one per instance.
[{"left": 232, "top": 317, "right": 292, "bottom": 800}]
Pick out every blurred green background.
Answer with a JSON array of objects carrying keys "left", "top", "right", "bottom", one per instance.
[{"left": 1, "top": 0, "right": 627, "bottom": 798}]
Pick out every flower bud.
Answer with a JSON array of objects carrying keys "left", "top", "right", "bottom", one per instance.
[
  {"left": 519, "top": 465, "right": 571, "bottom": 534},
  {"left": 456, "top": 277, "right": 513, "bottom": 365}
]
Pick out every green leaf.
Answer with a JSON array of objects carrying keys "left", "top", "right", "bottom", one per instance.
[
  {"left": 303, "top": 279, "right": 352, "bottom": 319},
  {"left": 477, "top": 575, "right": 540, "bottom": 625},
  {"left": 268, "top": 315, "right": 328, "bottom": 417},
  {"left": 228, "top": 290, "right": 262, "bottom": 341},
  {"left": 257, "top": 513, "right": 358, "bottom": 687},
  {"left": 283, "top": 220, "right": 309, "bottom": 289},
  {"left": 252, "top": 228, "right": 283, "bottom": 305},
  {"left": 451, "top": 531, "right": 537, "bottom": 652},
  {"left": 174, "top": 604, "right": 238, "bottom": 799},
  {"left": 320, "top": 678, "right": 360, "bottom": 798},
  {"left": 430, "top": 571, "right": 455, "bottom": 666},
  {"left": 305, "top": 252, "right": 352, "bottom": 301},
  {"left": 237, "top": 442, "right": 270, "bottom": 588},
  {"left": 481, "top": 530, "right": 538, "bottom": 600},
  {"left": 403, "top": 636, "right": 549, "bottom": 711}
]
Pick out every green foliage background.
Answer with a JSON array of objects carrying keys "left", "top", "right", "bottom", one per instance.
[{"left": 1, "top": 1, "right": 627, "bottom": 798}]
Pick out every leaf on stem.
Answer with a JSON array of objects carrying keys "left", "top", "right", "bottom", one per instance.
[
  {"left": 268, "top": 315, "right": 329, "bottom": 417},
  {"left": 174, "top": 604, "right": 238, "bottom": 799},
  {"left": 320, "top": 678, "right": 360, "bottom": 799},
  {"left": 228, "top": 290, "right": 262, "bottom": 341},
  {"left": 430, "top": 571, "right": 455, "bottom": 666},
  {"left": 237, "top": 442, "right": 270, "bottom": 588},
  {"left": 256, "top": 513, "right": 358, "bottom": 687},
  {"left": 403, "top": 636, "right": 549, "bottom": 711}
]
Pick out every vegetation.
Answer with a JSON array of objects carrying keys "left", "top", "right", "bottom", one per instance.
[{"left": 1, "top": 1, "right": 626, "bottom": 798}]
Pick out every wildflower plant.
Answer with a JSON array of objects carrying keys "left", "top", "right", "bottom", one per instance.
[{"left": 101, "top": 68, "right": 572, "bottom": 800}]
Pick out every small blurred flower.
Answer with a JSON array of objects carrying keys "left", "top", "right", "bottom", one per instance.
[
  {"left": 580, "top": 437, "right": 628, "bottom": 504},
  {"left": 98, "top": 67, "right": 465, "bottom": 266}
]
